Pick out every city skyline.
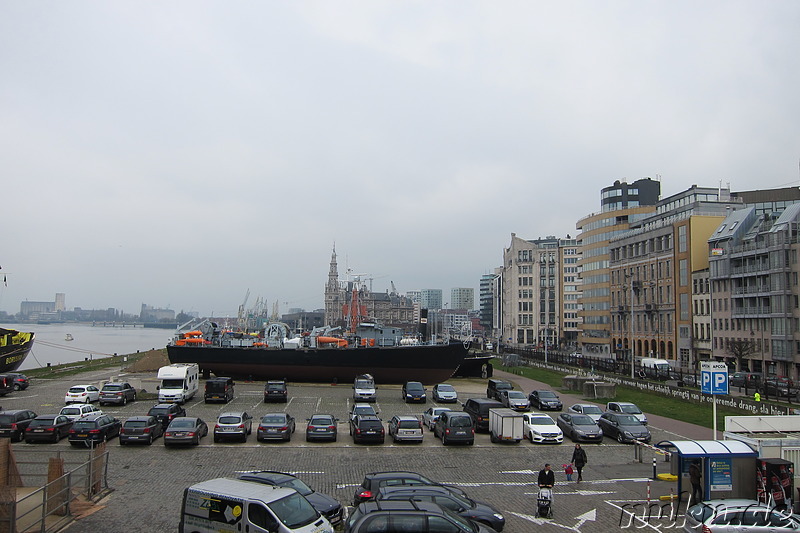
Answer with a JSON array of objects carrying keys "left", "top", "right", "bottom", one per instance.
[{"left": 3, "top": 2, "right": 799, "bottom": 318}]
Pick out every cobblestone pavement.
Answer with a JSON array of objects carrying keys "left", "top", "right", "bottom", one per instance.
[{"left": 5, "top": 367, "right": 696, "bottom": 532}]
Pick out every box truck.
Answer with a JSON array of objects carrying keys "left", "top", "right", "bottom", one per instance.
[
  {"left": 488, "top": 408, "right": 524, "bottom": 443},
  {"left": 158, "top": 363, "right": 199, "bottom": 404}
]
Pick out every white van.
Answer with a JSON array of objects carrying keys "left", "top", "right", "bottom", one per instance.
[
  {"left": 180, "top": 478, "right": 333, "bottom": 533},
  {"left": 157, "top": 363, "right": 199, "bottom": 404},
  {"left": 353, "top": 374, "right": 376, "bottom": 402},
  {"left": 639, "top": 358, "right": 674, "bottom": 380}
]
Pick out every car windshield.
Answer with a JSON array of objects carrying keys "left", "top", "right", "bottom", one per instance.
[
  {"left": 73, "top": 420, "right": 99, "bottom": 430},
  {"left": 169, "top": 419, "right": 196, "bottom": 429},
  {"left": 450, "top": 416, "right": 473, "bottom": 428},
  {"left": 581, "top": 406, "right": 603, "bottom": 415},
  {"left": 268, "top": 491, "right": 319, "bottom": 529},
  {"left": 103, "top": 385, "right": 123, "bottom": 391},
  {"left": 617, "top": 415, "right": 642, "bottom": 425},
  {"left": 267, "top": 383, "right": 285, "bottom": 390},
  {"left": 218, "top": 416, "right": 242, "bottom": 424},
  {"left": 398, "top": 420, "right": 420, "bottom": 429},
  {"left": 61, "top": 408, "right": 81, "bottom": 415},
  {"left": 571, "top": 415, "right": 595, "bottom": 425},
  {"left": 532, "top": 417, "right": 556, "bottom": 426},
  {"left": 441, "top": 507, "right": 478, "bottom": 531},
  {"left": 162, "top": 379, "right": 184, "bottom": 389},
  {"left": 538, "top": 391, "right": 557, "bottom": 399},
  {"left": 406, "top": 383, "right": 424, "bottom": 392},
  {"left": 310, "top": 416, "right": 333, "bottom": 425},
  {"left": 621, "top": 405, "right": 642, "bottom": 414},
  {"left": 277, "top": 477, "right": 313, "bottom": 496},
  {"left": 149, "top": 408, "right": 168, "bottom": 415},
  {"left": 29, "top": 419, "right": 55, "bottom": 427},
  {"left": 507, "top": 391, "right": 526, "bottom": 399},
  {"left": 68, "top": 387, "right": 86, "bottom": 393},
  {"left": 354, "top": 407, "right": 374, "bottom": 415},
  {"left": 0, "top": 415, "right": 14, "bottom": 424},
  {"left": 355, "top": 380, "right": 373, "bottom": 388},
  {"left": 437, "top": 384, "right": 455, "bottom": 392},
  {"left": 262, "top": 416, "right": 286, "bottom": 424},
  {"left": 361, "top": 420, "right": 382, "bottom": 428},
  {"left": 124, "top": 420, "right": 148, "bottom": 428}
]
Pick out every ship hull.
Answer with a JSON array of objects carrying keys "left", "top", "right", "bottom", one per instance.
[
  {"left": 0, "top": 328, "right": 34, "bottom": 372},
  {"left": 166, "top": 342, "right": 469, "bottom": 384}
]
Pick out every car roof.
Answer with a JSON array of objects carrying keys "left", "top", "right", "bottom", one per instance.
[
  {"left": 380, "top": 486, "right": 454, "bottom": 496},
  {"left": 261, "top": 413, "right": 288, "bottom": 417},
  {"left": 393, "top": 415, "right": 418, "bottom": 420},
  {"left": 356, "top": 415, "right": 381, "bottom": 421},
  {"left": 356, "top": 500, "right": 444, "bottom": 513},
  {"left": 34, "top": 415, "right": 60, "bottom": 420},
  {"left": 0, "top": 409, "right": 30, "bottom": 414},
  {"left": 218, "top": 412, "right": 246, "bottom": 418},
  {"left": 353, "top": 403, "right": 373, "bottom": 408},
  {"left": 69, "top": 384, "right": 92, "bottom": 388},
  {"left": 309, "top": 413, "right": 335, "bottom": 418},
  {"left": 151, "top": 403, "right": 179, "bottom": 408},
  {"left": 75, "top": 413, "right": 106, "bottom": 421},
  {"left": 125, "top": 416, "right": 154, "bottom": 422},
  {"left": 366, "top": 471, "right": 425, "bottom": 480},
  {"left": 171, "top": 416, "right": 199, "bottom": 422},
  {"left": 238, "top": 470, "right": 296, "bottom": 484}
]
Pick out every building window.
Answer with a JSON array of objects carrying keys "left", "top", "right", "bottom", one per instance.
[{"left": 678, "top": 225, "right": 687, "bottom": 253}]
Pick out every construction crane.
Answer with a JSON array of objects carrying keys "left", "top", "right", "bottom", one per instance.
[{"left": 237, "top": 289, "right": 250, "bottom": 330}]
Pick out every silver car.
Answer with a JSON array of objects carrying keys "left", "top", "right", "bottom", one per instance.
[
  {"left": 684, "top": 499, "right": 800, "bottom": 532},
  {"left": 422, "top": 407, "right": 451, "bottom": 431},
  {"left": 388, "top": 415, "right": 423, "bottom": 443},
  {"left": 500, "top": 390, "right": 530, "bottom": 411},
  {"left": 213, "top": 412, "right": 252, "bottom": 443},
  {"left": 432, "top": 383, "right": 459, "bottom": 403},
  {"left": 257, "top": 413, "right": 296, "bottom": 442}
]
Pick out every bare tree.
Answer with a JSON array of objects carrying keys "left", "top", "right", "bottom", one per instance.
[{"left": 727, "top": 339, "right": 756, "bottom": 372}]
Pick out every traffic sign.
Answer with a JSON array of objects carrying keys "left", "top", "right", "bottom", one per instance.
[{"left": 701, "top": 362, "right": 729, "bottom": 395}]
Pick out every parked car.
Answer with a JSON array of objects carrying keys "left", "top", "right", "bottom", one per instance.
[
  {"left": 730, "top": 372, "right": 763, "bottom": 388},
  {"left": 388, "top": 415, "right": 424, "bottom": 443},
  {"left": 256, "top": 412, "right": 295, "bottom": 442},
  {"left": 556, "top": 413, "right": 603, "bottom": 443},
  {"left": 376, "top": 486, "right": 505, "bottom": 532},
  {"left": 486, "top": 379, "right": 513, "bottom": 401},
  {"left": 59, "top": 404, "right": 102, "bottom": 421},
  {"left": 164, "top": 417, "right": 208, "bottom": 446},
  {"left": 422, "top": 407, "right": 452, "bottom": 431},
  {"left": 498, "top": 390, "right": 530, "bottom": 411},
  {"left": 402, "top": 381, "right": 427, "bottom": 403},
  {"left": 64, "top": 384, "right": 100, "bottom": 404},
  {"left": 606, "top": 401, "right": 648, "bottom": 425},
  {"left": 350, "top": 414, "right": 385, "bottom": 444},
  {"left": 462, "top": 398, "right": 504, "bottom": 432},
  {"left": 568, "top": 403, "right": 604, "bottom": 423},
  {"left": 119, "top": 415, "right": 163, "bottom": 445},
  {"left": 204, "top": 376, "right": 235, "bottom": 403},
  {"left": 346, "top": 500, "right": 497, "bottom": 533},
  {"left": 353, "top": 471, "right": 468, "bottom": 506},
  {"left": 598, "top": 412, "right": 651, "bottom": 443},
  {"left": 6, "top": 373, "right": 29, "bottom": 391},
  {"left": 528, "top": 390, "right": 563, "bottom": 411},
  {"left": 433, "top": 410, "right": 475, "bottom": 446},
  {"left": 213, "top": 411, "right": 252, "bottom": 443},
  {"left": 263, "top": 379, "right": 288, "bottom": 402},
  {"left": 349, "top": 403, "right": 378, "bottom": 423},
  {"left": 0, "top": 409, "right": 37, "bottom": 442},
  {"left": 99, "top": 381, "right": 137, "bottom": 406},
  {"left": 432, "top": 383, "right": 458, "bottom": 403},
  {"left": 522, "top": 413, "right": 563, "bottom": 444},
  {"left": 762, "top": 377, "right": 798, "bottom": 398},
  {"left": 68, "top": 413, "right": 122, "bottom": 446},
  {"left": 684, "top": 499, "right": 800, "bottom": 532},
  {"left": 25, "top": 415, "right": 73, "bottom": 443},
  {"left": 305, "top": 413, "right": 338, "bottom": 442},
  {"left": 147, "top": 403, "right": 186, "bottom": 429},
  {"left": 237, "top": 470, "right": 345, "bottom": 527}
]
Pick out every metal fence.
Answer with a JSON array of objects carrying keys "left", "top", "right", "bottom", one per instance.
[{"left": 0, "top": 444, "right": 110, "bottom": 533}]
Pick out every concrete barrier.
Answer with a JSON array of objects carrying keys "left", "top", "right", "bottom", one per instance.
[{"left": 582, "top": 381, "right": 615, "bottom": 399}]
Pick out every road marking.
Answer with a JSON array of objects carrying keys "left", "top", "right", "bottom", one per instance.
[
  {"left": 1, "top": 394, "right": 39, "bottom": 400},
  {"left": 605, "top": 501, "right": 665, "bottom": 531},
  {"left": 523, "top": 490, "right": 615, "bottom": 496}
]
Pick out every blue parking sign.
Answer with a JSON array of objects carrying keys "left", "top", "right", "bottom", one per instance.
[{"left": 701, "top": 362, "right": 729, "bottom": 395}]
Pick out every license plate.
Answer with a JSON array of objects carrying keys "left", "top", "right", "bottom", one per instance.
[
  {"left": 34, "top": 429, "right": 44, "bottom": 432},
  {"left": 365, "top": 430, "right": 376, "bottom": 435},
  {"left": 78, "top": 434, "right": 88, "bottom": 437},
  {"left": 222, "top": 427, "right": 235, "bottom": 431},
  {"left": 268, "top": 429, "right": 278, "bottom": 433},
  {"left": 315, "top": 428, "right": 326, "bottom": 432},
  {"left": 455, "top": 431, "right": 466, "bottom": 435}
]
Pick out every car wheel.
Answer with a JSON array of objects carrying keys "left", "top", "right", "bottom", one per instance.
[
  {"left": 332, "top": 434, "right": 337, "bottom": 442},
  {"left": 617, "top": 433, "right": 625, "bottom": 443},
  {"left": 213, "top": 435, "right": 219, "bottom": 443},
  {"left": 194, "top": 436, "right": 199, "bottom": 445},
  {"left": 13, "top": 384, "right": 20, "bottom": 391},
  {"left": 468, "top": 440, "right": 474, "bottom": 445},
  {"left": 122, "top": 397, "right": 127, "bottom": 405},
  {"left": 120, "top": 439, "right": 126, "bottom": 446},
  {"left": 85, "top": 398, "right": 90, "bottom": 404},
  {"left": 442, "top": 435, "right": 448, "bottom": 446},
  {"left": 148, "top": 435, "right": 154, "bottom": 445}
]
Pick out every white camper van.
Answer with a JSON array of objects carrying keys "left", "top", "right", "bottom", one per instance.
[
  {"left": 180, "top": 478, "right": 333, "bottom": 533},
  {"left": 157, "top": 363, "right": 199, "bottom": 404}
]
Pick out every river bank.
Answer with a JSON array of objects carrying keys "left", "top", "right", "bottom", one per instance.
[{"left": 23, "top": 348, "right": 169, "bottom": 380}]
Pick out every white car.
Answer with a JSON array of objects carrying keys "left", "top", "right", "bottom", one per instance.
[
  {"left": 568, "top": 403, "right": 604, "bottom": 423},
  {"left": 422, "top": 407, "right": 452, "bottom": 430},
  {"left": 59, "top": 404, "right": 102, "bottom": 421},
  {"left": 64, "top": 384, "right": 100, "bottom": 404},
  {"left": 522, "top": 413, "right": 563, "bottom": 444}
]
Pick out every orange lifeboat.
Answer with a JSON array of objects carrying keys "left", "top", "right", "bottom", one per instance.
[{"left": 317, "top": 336, "right": 348, "bottom": 348}]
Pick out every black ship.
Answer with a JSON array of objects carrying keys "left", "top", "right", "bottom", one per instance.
[{"left": 0, "top": 327, "right": 34, "bottom": 372}]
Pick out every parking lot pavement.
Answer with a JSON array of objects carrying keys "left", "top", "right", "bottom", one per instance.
[{"left": 6, "top": 370, "right": 690, "bottom": 532}]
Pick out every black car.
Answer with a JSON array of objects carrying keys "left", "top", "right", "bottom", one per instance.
[
  {"left": 402, "top": 381, "right": 427, "bottom": 403},
  {"left": 353, "top": 471, "right": 468, "bottom": 506},
  {"left": 99, "top": 381, "right": 137, "bottom": 406},
  {"left": 147, "top": 403, "right": 187, "bottom": 429},
  {"left": 68, "top": 413, "right": 122, "bottom": 446},
  {"left": 6, "top": 373, "right": 29, "bottom": 391},
  {"left": 462, "top": 398, "right": 503, "bottom": 432},
  {"left": 350, "top": 414, "right": 385, "bottom": 444},
  {"left": 237, "top": 470, "right": 344, "bottom": 526},
  {"left": 263, "top": 380, "right": 287, "bottom": 403},
  {"left": 528, "top": 390, "right": 563, "bottom": 411},
  {"left": 345, "top": 500, "right": 496, "bottom": 533},
  {"left": 204, "top": 377, "right": 235, "bottom": 403},
  {"left": 0, "top": 409, "right": 37, "bottom": 442},
  {"left": 376, "top": 486, "right": 505, "bottom": 532},
  {"left": 119, "top": 415, "right": 164, "bottom": 445},
  {"left": 486, "top": 379, "right": 513, "bottom": 401},
  {"left": 25, "top": 415, "right": 73, "bottom": 443}
]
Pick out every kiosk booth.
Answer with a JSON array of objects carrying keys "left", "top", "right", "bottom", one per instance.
[{"left": 656, "top": 440, "right": 759, "bottom": 503}]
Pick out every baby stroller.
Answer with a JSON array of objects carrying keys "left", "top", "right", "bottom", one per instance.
[{"left": 536, "top": 487, "right": 553, "bottom": 518}]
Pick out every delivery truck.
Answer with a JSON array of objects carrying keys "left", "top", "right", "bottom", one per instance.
[{"left": 488, "top": 408, "right": 524, "bottom": 443}]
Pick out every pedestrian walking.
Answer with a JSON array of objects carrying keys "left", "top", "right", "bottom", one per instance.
[
  {"left": 563, "top": 463, "right": 574, "bottom": 481},
  {"left": 689, "top": 460, "right": 703, "bottom": 503},
  {"left": 537, "top": 463, "right": 555, "bottom": 488},
  {"left": 571, "top": 443, "right": 588, "bottom": 482}
]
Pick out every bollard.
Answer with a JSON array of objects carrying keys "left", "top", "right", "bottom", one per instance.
[{"left": 652, "top": 457, "right": 657, "bottom": 480}]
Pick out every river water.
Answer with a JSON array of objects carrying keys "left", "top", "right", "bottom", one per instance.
[{"left": 1, "top": 323, "right": 173, "bottom": 371}]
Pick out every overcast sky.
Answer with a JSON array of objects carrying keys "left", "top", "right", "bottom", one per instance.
[{"left": 2, "top": 1, "right": 799, "bottom": 318}]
